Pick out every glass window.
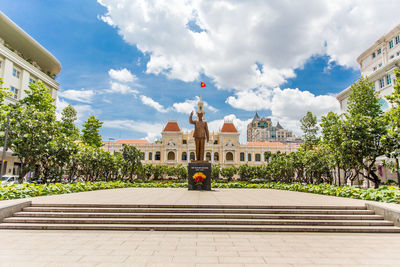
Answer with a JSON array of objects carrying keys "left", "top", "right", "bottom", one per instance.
[
  {"left": 372, "top": 52, "right": 376, "bottom": 58},
  {"left": 182, "top": 152, "right": 187, "bottom": 161},
  {"left": 255, "top": 154, "right": 261, "bottom": 162},
  {"left": 380, "top": 78, "right": 385, "bottom": 88},
  {"left": 387, "top": 75, "right": 392, "bottom": 85},
  {"left": 389, "top": 40, "right": 394, "bottom": 49},
  {"left": 10, "top": 86, "right": 18, "bottom": 99},
  {"left": 12, "top": 68, "right": 20, "bottom": 78},
  {"left": 377, "top": 48, "right": 382, "bottom": 54},
  {"left": 29, "top": 78, "right": 36, "bottom": 84},
  {"left": 182, "top": 140, "right": 187, "bottom": 144},
  {"left": 248, "top": 153, "right": 252, "bottom": 161},
  {"left": 373, "top": 66, "right": 377, "bottom": 71},
  {"left": 396, "top": 35, "right": 400, "bottom": 45},
  {"left": 148, "top": 152, "right": 152, "bottom": 161},
  {"left": 240, "top": 152, "right": 245, "bottom": 161},
  {"left": 155, "top": 151, "right": 161, "bottom": 160},
  {"left": 213, "top": 152, "right": 219, "bottom": 161},
  {"left": 190, "top": 152, "right": 195, "bottom": 161}
]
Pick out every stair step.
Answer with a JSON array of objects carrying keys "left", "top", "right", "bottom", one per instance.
[
  {"left": 30, "top": 203, "right": 367, "bottom": 210},
  {"left": 1, "top": 223, "right": 399, "bottom": 233},
  {"left": 3, "top": 217, "right": 394, "bottom": 226},
  {"left": 13, "top": 211, "right": 385, "bottom": 220},
  {"left": 22, "top": 207, "right": 375, "bottom": 215}
]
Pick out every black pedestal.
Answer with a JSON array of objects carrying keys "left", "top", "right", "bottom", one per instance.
[{"left": 188, "top": 162, "right": 212, "bottom": 191}]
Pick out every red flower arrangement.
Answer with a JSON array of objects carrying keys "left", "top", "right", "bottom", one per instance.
[{"left": 193, "top": 172, "right": 206, "bottom": 185}]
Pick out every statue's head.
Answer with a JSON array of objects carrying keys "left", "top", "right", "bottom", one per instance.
[{"left": 197, "top": 112, "right": 204, "bottom": 120}]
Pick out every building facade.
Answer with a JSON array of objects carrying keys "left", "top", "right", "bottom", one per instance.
[
  {"left": 247, "top": 112, "right": 299, "bottom": 143},
  {"left": 0, "top": 11, "right": 61, "bottom": 104},
  {"left": 103, "top": 101, "right": 300, "bottom": 168},
  {"left": 0, "top": 11, "right": 61, "bottom": 176},
  {"left": 337, "top": 23, "right": 400, "bottom": 112}
]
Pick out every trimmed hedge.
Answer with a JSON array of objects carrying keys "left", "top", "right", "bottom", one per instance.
[{"left": 1, "top": 181, "right": 399, "bottom": 204}]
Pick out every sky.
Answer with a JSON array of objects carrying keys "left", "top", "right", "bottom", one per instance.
[{"left": 1, "top": 0, "right": 400, "bottom": 143}]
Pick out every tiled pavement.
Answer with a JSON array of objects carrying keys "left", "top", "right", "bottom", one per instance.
[{"left": 1, "top": 188, "right": 400, "bottom": 266}]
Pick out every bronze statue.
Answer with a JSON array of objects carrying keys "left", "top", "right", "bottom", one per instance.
[{"left": 189, "top": 111, "right": 209, "bottom": 161}]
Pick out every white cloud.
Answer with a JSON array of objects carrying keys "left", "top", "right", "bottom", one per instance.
[
  {"left": 172, "top": 96, "right": 218, "bottom": 114},
  {"left": 56, "top": 97, "right": 96, "bottom": 124},
  {"left": 98, "top": 0, "right": 399, "bottom": 91},
  {"left": 140, "top": 95, "right": 169, "bottom": 113},
  {"left": 98, "top": 0, "right": 398, "bottom": 137},
  {"left": 208, "top": 114, "right": 252, "bottom": 144},
  {"left": 58, "top": 89, "right": 95, "bottom": 103},
  {"left": 106, "top": 82, "right": 139, "bottom": 95},
  {"left": 103, "top": 119, "right": 164, "bottom": 142},
  {"left": 108, "top": 68, "right": 136, "bottom": 83}
]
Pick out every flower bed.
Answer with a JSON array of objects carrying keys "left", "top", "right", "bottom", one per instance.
[{"left": 1, "top": 181, "right": 399, "bottom": 204}]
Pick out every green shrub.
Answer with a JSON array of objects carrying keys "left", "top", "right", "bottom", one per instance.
[{"left": 1, "top": 181, "right": 399, "bottom": 204}]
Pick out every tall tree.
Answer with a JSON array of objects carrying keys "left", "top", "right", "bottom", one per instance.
[
  {"left": 3, "top": 81, "right": 57, "bottom": 181},
  {"left": 121, "top": 144, "right": 143, "bottom": 180},
  {"left": 61, "top": 105, "right": 79, "bottom": 140},
  {"left": 383, "top": 68, "right": 400, "bottom": 186},
  {"left": 81, "top": 115, "right": 103, "bottom": 148},
  {"left": 342, "top": 76, "right": 386, "bottom": 188},
  {"left": 300, "top": 111, "right": 319, "bottom": 150}
]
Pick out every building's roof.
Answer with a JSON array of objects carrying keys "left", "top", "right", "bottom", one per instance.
[
  {"left": 163, "top": 121, "right": 181, "bottom": 132},
  {"left": 115, "top": 139, "right": 149, "bottom": 144},
  {"left": 0, "top": 11, "right": 61, "bottom": 75},
  {"left": 252, "top": 112, "right": 260, "bottom": 122},
  {"left": 221, "top": 122, "right": 238, "bottom": 133},
  {"left": 276, "top": 122, "right": 283, "bottom": 129},
  {"left": 357, "top": 23, "right": 400, "bottom": 64},
  {"left": 247, "top": 142, "right": 284, "bottom": 146}
]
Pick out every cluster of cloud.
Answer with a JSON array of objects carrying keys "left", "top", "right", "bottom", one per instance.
[
  {"left": 102, "top": 119, "right": 164, "bottom": 142},
  {"left": 97, "top": 0, "right": 399, "bottom": 136}
]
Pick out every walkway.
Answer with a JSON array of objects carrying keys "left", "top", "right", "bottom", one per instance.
[{"left": 1, "top": 188, "right": 400, "bottom": 266}]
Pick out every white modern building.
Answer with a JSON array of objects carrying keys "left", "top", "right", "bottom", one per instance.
[
  {"left": 337, "top": 24, "right": 400, "bottom": 112},
  {"left": 0, "top": 11, "right": 61, "bottom": 177},
  {"left": 0, "top": 11, "right": 61, "bottom": 104}
]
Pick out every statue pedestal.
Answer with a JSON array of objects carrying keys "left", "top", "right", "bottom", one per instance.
[{"left": 188, "top": 162, "right": 212, "bottom": 191}]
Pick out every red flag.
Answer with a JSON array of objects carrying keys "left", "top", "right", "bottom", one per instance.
[{"left": 200, "top": 82, "right": 206, "bottom": 87}]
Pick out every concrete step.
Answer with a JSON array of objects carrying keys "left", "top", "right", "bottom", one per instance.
[
  {"left": 30, "top": 203, "right": 368, "bottom": 210},
  {"left": 1, "top": 223, "right": 399, "bottom": 233},
  {"left": 13, "top": 211, "right": 385, "bottom": 220},
  {"left": 2, "top": 203, "right": 399, "bottom": 233},
  {"left": 22, "top": 207, "right": 375, "bottom": 215},
  {"left": 3, "top": 217, "right": 394, "bottom": 226}
]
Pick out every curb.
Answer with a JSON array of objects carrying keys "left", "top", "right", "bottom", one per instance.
[
  {"left": 0, "top": 200, "right": 31, "bottom": 223},
  {"left": 366, "top": 202, "right": 400, "bottom": 227}
]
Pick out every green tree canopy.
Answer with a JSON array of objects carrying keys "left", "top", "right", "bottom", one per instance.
[{"left": 81, "top": 115, "right": 103, "bottom": 148}]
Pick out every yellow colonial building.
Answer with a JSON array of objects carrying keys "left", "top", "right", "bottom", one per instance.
[{"left": 103, "top": 100, "right": 300, "bottom": 167}]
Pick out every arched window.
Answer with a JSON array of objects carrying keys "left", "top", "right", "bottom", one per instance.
[
  {"left": 214, "top": 152, "right": 219, "bottom": 161},
  {"left": 255, "top": 153, "right": 261, "bottom": 162},
  {"left": 226, "top": 152, "right": 234, "bottom": 161},
  {"left": 182, "top": 152, "right": 187, "bottom": 161},
  {"left": 190, "top": 152, "right": 195, "bottom": 161},
  {"left": 248, "top": 153, "right": 252, "bottom": 161},
  {"left": 148, "top": 152, "right": 152, "bottom": 161},
  {"left": 240, "top": 152, "right": 245, "bottom": 161},
  {"left": 167, "top": 151, "right": 175, "bottom": 161},
  {"left": 155, "top": 151, "right": 161, "bottom": 160},
  {"left": 206, "top": 152, "right": 211, "bottom": 161}
]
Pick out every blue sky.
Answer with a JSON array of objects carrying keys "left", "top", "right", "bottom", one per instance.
[{"left": 1, "top": 0, "right": 399, "bottom": 143}]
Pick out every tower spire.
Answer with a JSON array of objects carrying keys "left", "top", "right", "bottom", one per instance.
[{"left": 197, "top": 95, "right": 204, "bottom": 115}]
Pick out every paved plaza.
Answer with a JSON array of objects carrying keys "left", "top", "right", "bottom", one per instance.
[{"left": 1, "top": 188, "right": 400, "bottom": 266}]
